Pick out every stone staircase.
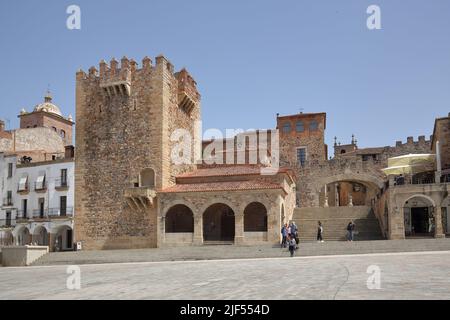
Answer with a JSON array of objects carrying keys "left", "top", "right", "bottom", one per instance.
[{"left": 292, "top": 206, "right": 384, "bottom": 241}]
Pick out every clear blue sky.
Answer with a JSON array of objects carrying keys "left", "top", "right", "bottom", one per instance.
[{"left": 0, "top": 0, "right": 449, "bottom": 153}]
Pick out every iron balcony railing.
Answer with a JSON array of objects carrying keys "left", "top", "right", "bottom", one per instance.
[
  {"left": 32, "top": 207, "right": 74, "bottom": 218},
  {"left": 0, "top": 218, "right": 16, "bottom": 228},
  {"left": 2, "top": 198, "right": 13, "bottom": 206},
  {"left": 16, "top": 210, "right": 29, "bottom": 220},
  {"left": 17, "top": 182, "right": 30, "bottom": 192},
  {"left": 34, "top": 181, "right": 47, "bottom": 191},
  {"left": 55, "top": 178, "right": 69, "bottom": 188}
]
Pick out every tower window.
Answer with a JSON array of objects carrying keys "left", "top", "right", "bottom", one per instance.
[
  {"left": 52, "top": 126, "right": 57, "bottom": 132},
  {"left": 296, "top": 147, "right": 307, "bottom": 167},
  {"left": 282, "top": 122, "right": 291, "bottom": 133},
  {"left": 310, "top": 120, "right": 318, "bottom": 131},
  {"left": 296, "top": 121, "right": 304, "bottom": 132},
  {"left": 60, "top": 130, "right": 66, "bottom": 138}
]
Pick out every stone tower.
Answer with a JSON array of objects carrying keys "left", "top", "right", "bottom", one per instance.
[
  {"left": 277, "top": 112, "right": 327, "bottom": 167},
  {"left": 74, "top": 55, "right": 201, "bottom": 250}
]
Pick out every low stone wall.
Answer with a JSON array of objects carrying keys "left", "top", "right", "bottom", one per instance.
[
  {"left": 1, "top": 246, "right": 49, "bottom": 267},
  {"left": 244, "top": 232, "right": 268, "bottom": 244},
  {"left": 164, "top": 233, "right": 194, "bottom": 246}
]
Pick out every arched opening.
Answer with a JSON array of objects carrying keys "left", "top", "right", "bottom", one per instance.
[
  {"left": 54, "top": 225, "right": 73, "bottom": 251},
  {"left": 16, "top": 227, "right": 31, "bottom": 245},
  {"left": 140, "top": 168, "right": 155, "bottom": 188},
  {"left": 244, "top": 202, "right": 268, "bottom": 232},
  {"left": 0, "top": 230, "right": 13, "bottom": 246},
  {"left": 165, "top": 204, "right": 194, "bottom": 233},
  {"left": 33, "top": 226, "right": 49, "bottom": 246},
  {"left": 443, "top": 197, "right": 450, "bottom": 235},
  {"left": 404, "top": 196, "right": 435, "bottom": 237},
  {"left": 203, "top": 203, "right": 235, "bottom": 242},
  {"left": 321, "top": 180, "right": 379, "bottom": 207}
]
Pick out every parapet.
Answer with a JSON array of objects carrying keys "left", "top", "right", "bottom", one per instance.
[
  {"left": 77, "top": 55, "right": 200, "bottom": 101},
  {"left": 395, "top": 135, "right": 432, "bottom": 148}
]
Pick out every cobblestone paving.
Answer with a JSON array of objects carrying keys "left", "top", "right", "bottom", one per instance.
[
  {"left": 1, "top": 251, "right": 450, "bottom": 300},
  {"left": 30, "top": 238, "right": 450, "bottom": 266}
]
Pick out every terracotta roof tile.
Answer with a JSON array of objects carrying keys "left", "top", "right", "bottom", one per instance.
[
  {"left": 159, "top": 180, "right": 283, "bottom": 193},
  {"left": 177, "top": 165, "right": 293, "bottom": 179}
]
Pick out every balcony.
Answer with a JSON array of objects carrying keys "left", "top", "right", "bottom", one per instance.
[
  {"left": 32, "top": 208, "right": 74, "bottom": 219},
  {"left": 17, "top": 182, "right": 30, "bottom": 194},
  {"left": 34, "top": 181, "right": 47, "bottom": 192},
  {"left": 2, "top": 198, "right": 13, "bottom": 207},
  {"left": 16, "top": 210, "right": 29, "bottom": 221},
  {"left": 55, "top": 178, "right": 69, "bottom": 191},
  {"left": 0, "top": 218, "right": 15, "bottom": 228},
  {"left": 124, "top": 187, "right": 157, "bottom": 211}
]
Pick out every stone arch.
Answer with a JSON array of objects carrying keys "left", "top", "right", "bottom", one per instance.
[
  {"left": 403, "top": 194, "right": 436, "bottom": 208},
  {"left": 203, "top": 203, "right": 235, "bottom": 242},
  {"left": 244, "top": 202, "right": 268, "bottom": 232},
  {"left": 403, "top": 194, "right": 435, "bottom": 237},
  {"left": 32, "top": 225, "right": 49, "bottom": 246},
  {"left": 14, "top": 226, "right": 31, "bottom": 245},
  {"left": 0, "top": 230, "right": 14, "bottom": 246},
  {"left": 314, "top": 173, "right": 385, "bottom": 207},
  {"left": 52, "top": 225, "right": 73, "bottom": 251},
  {"left": 199, "top": 198, "right": 239, "bottom": 218},
  {"left": 165, "top": 204, "right": 194, "bottom": 233},
  {"left": 139, "top": 168, "right": 155, "bottom": 188}
]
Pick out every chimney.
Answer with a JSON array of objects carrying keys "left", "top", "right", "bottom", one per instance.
[{"left": 65, "top": 145, "right": 75, "bottom": 159}]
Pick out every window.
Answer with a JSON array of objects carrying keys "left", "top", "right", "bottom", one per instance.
[
  {"left": 52, "top": 126, "right": 57, "bottom": 132},
  {"left": 296, "top": 121, "right": 304, "bottom": 132},
  {"left": 60, "top": 130, "right": 66, "bottom": 138},
  {"left": 282, "top": 122, "right": 291, "bottom": 133},
  {"left": 7, "top": 163, "right": 13, "bottom": 178},
  {"left": 61, "top": 169, "right": 68, "bottom": 187},
  {"left": 6, "top": 211, "right": 11, "bottom": 227},
  {"left": 18, "top": 176, "right": 28, "bottom": 191},
  {"left": 38, "top": 198, "right": 45, "bottom": 217},
  {"left": 297, "top": 148, "right": 307, "bottom": 167},
  {"left": 60, "top": 196, "right": 67, "bottom": 216},
  {"left": 22, "top": 199, "right": 28, "bottom": 218},
  {"left": 6, "top": 191, "right": 12, "bottom": 205},
  {"left": 140, "top": 168, "right": 155, "bottom": 188},
  {"left": 310, "top": 120, "right": 318, "bottom": 131}
]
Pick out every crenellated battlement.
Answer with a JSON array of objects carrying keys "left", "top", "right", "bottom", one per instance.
[
  {"left": 77, "top": 55, "right": 200, "bottom": 101},
  {"left": 395, "top": 135, "right": 433, "bottom": 148}
]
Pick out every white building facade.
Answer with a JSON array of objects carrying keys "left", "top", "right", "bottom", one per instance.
[{"left": 0, "top": 153, "right": 74, "bottom": 251}]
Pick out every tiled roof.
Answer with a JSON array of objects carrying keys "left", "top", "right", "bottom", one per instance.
[{"left": 159, "top": 180, "right": 283, "bottom": 193}]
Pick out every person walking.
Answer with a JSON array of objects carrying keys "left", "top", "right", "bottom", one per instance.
[
  {"left": 288, "top": 234, "right": 297, "bottom": 257},
  {"left": 347, "top": 220, "right": 355, "bottom": 242},
  {"left": 292, "top": 221, "right": 299, "bottom": 249},
  {"left": 317, "top": 221, "right": 324, "bottom": 243},
  {"left": 281, "top": 223, "right": 288, "bottom": 248}
]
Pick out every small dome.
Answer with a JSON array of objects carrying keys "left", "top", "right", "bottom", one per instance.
[{"left": 33, "top": 92, "right": 62, "bottom": 116}]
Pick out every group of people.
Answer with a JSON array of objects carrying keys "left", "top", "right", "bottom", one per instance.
[
  {"left": 280, "top": 222, "right": 299, "bottom": 257},
  {"left": 281, "top": 220, "right": 357, "bottom": 257}
]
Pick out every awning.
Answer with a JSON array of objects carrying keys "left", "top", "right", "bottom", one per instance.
[
  {"left": 382, "top": 154, "right": 436, "bottom": 176},
  {"left": 18, "top": 177, "right": 28, "bottom": 191},
  {"left": 36, "top": 175, "right": 45, "bottom": 189}
]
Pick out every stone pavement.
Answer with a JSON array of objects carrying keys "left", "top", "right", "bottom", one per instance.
[
  {"left": 1, "top": 251, "right": 450, "bottom": 299},
  {"left": 30, "top": 238, "right": 450, "bottom": 266}
]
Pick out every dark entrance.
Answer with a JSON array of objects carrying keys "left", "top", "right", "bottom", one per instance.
[
  {"left": 203, "top": 203, "right": 235, "bottom": 242},
  {"left": 411, "top": 207, "right": 432, "bottom": 235}
]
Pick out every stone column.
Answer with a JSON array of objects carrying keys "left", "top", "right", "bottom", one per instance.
[
  {"left": 324, "top": 185, "right": 329, "bottom": 207},
  {"left": 235, "top": 213, "right": 244, "bottom": 245},
  {"left": 193, "top": 214, "right": 203, "bottom": 245},
  {"left": 434, "top": 206, "right": 445, "bottom": 238}
]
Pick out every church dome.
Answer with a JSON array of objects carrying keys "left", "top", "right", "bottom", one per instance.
[{"left": 33, "top": 92, "right": 62, "bottom": 116}]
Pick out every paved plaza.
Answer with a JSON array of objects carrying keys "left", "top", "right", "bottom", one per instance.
[{"left": 1, "top": 251, "right": 450, "bottom": 300}]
